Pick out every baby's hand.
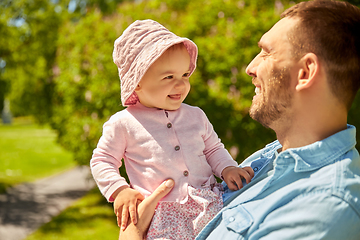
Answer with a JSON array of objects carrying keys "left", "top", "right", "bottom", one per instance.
[
  {"left": 222, "top": 166, "right": 254, "bottom": 191},
  {"left": 112, "top": 186, "right": 145, "bottom": 231}
]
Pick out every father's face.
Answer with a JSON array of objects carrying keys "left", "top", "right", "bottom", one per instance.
[{"left": 246, "top": 17, "right": 299, "bottom": 128}]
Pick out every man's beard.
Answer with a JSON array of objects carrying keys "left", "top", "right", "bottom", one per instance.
[{"left": 249, "top": 67, "right": 293, "bottom": 128}]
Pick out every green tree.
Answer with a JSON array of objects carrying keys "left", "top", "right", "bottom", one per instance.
[
  {"left": 2, "top": 0, "right": 359, "bottom": 167},
  {"left": 0, "top": 1, "right": 20, "bottom": 113},
  {"left": 52, "top": 0, "right": 304, "bottom": 165},
  {"left": 0, "top": 0, "right": 69, "bottom": 123},
  {"left": 52, "top": 10, "right": 122, "bottom": 164},
  {"left": 68, "top": 0, "right": 131, "bottom": 14},
  {"left": 0, "top": 0, "right": 129, "bottom": 121}
]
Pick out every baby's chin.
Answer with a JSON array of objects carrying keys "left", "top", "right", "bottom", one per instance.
[{"left": 162, "top": 106, "right": 182, "bottom": 111}]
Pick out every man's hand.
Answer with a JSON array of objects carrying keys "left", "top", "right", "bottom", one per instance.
[
  {"left": 113, "top": 186, "right": 145, "bottom": 230},
  {"left": 119, "top": 179, "right": 174, "bottom": 240},
  {"left": 222, "top": 166, "right": 254, "bottom": 190}
]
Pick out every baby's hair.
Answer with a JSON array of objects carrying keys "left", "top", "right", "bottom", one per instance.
[
  {"left": 167, "top": 42, "right": 186, "bottom": 51},
  {"left": 161, "top": 43, "right": 189, "bottom": 61}
]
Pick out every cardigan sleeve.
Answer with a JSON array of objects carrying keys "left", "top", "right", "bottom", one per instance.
[
  {"left": 199, "top": 108, "right": 238, "bottom": 178},
  {"left": 90, "top": 113, "right": 129, "bottom": 202}
]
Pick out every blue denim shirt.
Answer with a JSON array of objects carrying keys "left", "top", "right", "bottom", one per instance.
[{"left": 196, "top": 125, "right": 360, "bottom": 240}]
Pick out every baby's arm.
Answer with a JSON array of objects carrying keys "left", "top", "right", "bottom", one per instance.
[
  {"left": 112, "top": 185, "right": 145, "bottom": 230},
  {"left": 91, "top": 113, "right": 143, "bottom": 230},
  {"left": 221, "top": 166, "right": 254, "bottom": 190}
]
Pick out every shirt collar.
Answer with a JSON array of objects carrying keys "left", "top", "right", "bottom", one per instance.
[
  {"left": 278, "top": 124, "right": 357, "bottom": 172},
  {"left": 261, "top": 140, "right": 282, "bottom": 159}
]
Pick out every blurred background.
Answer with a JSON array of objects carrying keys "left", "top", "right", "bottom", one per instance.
[{"left": 1, "top": 0, "right": 360, "bottom": 239}]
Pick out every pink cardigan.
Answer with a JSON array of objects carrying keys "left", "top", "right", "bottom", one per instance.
[{"left": 90, "top": 102, "right": 238, "bottom": 202}]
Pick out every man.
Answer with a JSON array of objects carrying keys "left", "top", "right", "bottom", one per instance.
[{"left": 120, "top": 0, "right": 360, "bottom": 239}]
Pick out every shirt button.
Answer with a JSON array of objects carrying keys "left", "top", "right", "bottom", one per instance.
[
  {"left": 175, "top": 145, "right": 180, "bottom": 151},
  {"left": 183, "top": 170, "right": 189, "bottom": 176},
  {"left": 167, "top": 123, "right": 172, "bottom": 128},
  {"left": 229, "top": 217, "right": 235, "bottom": 222}
]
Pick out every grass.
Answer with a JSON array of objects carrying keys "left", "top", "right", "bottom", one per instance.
[
  {"left": 0, "top": 116, "right": 76, "bottom": 193},
  {"left": 1, "top": 116, "right": 119, "bottom": 239},
  {"left": 26, "top": 188, "right": 119, "bottom": 240}
]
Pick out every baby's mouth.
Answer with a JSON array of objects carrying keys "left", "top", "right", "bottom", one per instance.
[{"left": 168, "top": 94, "right": 181, "bottom": 100}]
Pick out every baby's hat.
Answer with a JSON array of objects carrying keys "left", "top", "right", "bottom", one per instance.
[{"left": 113, "top": 19, "right": 198, "bottom": 106}]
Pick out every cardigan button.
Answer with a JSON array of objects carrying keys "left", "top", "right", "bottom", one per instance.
[
  {"left": 175, "top": 145, "right": 180, "bottom": 151},
  {"left": 183, "top": 170, "right": 189, "bottom": 176},
  {"left": 167, "top": 123, "right": 172, "bottom": 128}
]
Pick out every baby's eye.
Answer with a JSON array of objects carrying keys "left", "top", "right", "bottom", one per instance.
[
  {"left": 183, "top": 72, "right": 190, "bottom": 77},
  {"left": 164, "top": 75, "right": 173, "bottom": 79}
]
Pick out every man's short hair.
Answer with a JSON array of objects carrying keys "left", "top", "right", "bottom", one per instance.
[{"left": 282, "top": 0, "right": 360, "bottom": 110}]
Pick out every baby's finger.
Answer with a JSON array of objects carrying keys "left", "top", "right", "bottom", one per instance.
[
  {"left": 240, "top": 170, "right": 252, "bottom": 184},
  {"left": 243, "top": 166, "right": 255, "bottom": 178},
  {"left": 115, "top": 208, "right": 122, "bottom": 227},
  {"left": 234, "top": 178, "right": 244, "bottom": 190},
  {"left": 121, "top": 205, "right": 129, "bottom": 230},
  {"left": 228, "top": 179, "right": 240, "bottom": 190},
  {"left": 129, "top": 202, "right": 138, "bottom": 225},
  {"left": 137, "top": 194, "right": 145, "bottom": 201},
  {"left": 117, "top": 214, "right": 122, "bottom": 228}
]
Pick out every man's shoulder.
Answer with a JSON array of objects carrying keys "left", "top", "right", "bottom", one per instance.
[{"left": 333, "top": 148, "right": 360, "bottom": 215}]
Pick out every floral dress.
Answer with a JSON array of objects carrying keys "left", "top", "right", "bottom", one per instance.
[{"left": 146, "top": 184, "right": 223, "bottom": 240}]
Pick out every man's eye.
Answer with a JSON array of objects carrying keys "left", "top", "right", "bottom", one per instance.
[{"left": 260, "top": 50, "right": 269, "bottom": 58}]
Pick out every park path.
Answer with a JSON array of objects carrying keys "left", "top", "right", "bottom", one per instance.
[{"left": 0, "top": 166, "right": 95, "bottom": 240}]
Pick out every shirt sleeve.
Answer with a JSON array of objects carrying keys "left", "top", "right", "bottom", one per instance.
[
  {"left": 90, "top": 114, "right": 129, "bottom": 202},
  {"left": 198, "top": 108, "right": 238, "bottom": 178}
]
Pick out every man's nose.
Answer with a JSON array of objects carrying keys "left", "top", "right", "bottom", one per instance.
[{"left": 245, "top": 55, "right": 259, "bottom": 77}]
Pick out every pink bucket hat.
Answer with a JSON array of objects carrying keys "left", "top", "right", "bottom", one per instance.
[{"left": 113, "top": 19, "right": 198, "bottom": 106}]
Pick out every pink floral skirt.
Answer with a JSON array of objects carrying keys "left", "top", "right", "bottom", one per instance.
[{"left": 146, "top": 184, "right": 223, "bottom": 240}]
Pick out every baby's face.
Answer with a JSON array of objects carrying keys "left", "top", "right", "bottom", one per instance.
[{"left": 135, "top": 45, "right": 191, "bottom": 110}]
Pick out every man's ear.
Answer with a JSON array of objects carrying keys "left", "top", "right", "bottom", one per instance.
[{"left": 295, "top": 53, "right": 319, "bottom": 91}]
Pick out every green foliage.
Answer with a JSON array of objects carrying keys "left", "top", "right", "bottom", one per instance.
[
  {"left": 70, "top": 0, "right": 132, "bottom": 15},
  {"left": 0, "top": 80, "right": 8, "bottom": 112},
  {"left": 0, "top": 0, "right": 68, "bottom": 123},
  {"left": 51, "top": 0, "right": 298, "bottom": 165},
  {"left": 52, "top": 10, "right": 124, "bottom": 164},
  {"left": 347, "top": 0, "right": 360, "bottom": 6},
  {"left": 349, "top": 93, "right": 360, "bottom": 140},
  {"left": 2, "top": 0, "right": 359, "bottom": 166}
]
